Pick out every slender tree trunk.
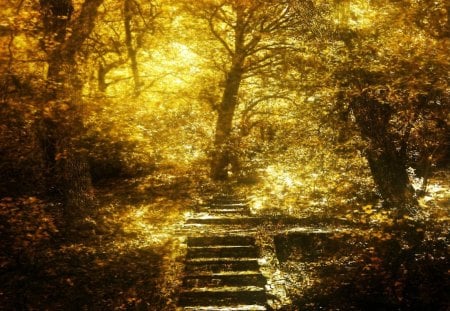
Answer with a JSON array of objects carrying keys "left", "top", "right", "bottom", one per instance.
[
  {"left": 98, "top": 63, "right": 108, "bottom": 92},
  {"left": 211, "top": 63, "right": 244, "bottom": 180},
  {"left": 210, "top": 4, "right": 247, "bottom": 180},
  {"left": 124, "top": 0, "right": 141, "bottom": 97}
]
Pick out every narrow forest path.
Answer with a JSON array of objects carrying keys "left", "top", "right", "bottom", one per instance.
[{"left": 177, "top": 193, "right": 275, "bottom": 311}]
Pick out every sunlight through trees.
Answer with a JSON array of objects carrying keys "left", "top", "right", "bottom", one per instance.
[{"left": 0, "top": 0, "right": 448, "bottom": 309}]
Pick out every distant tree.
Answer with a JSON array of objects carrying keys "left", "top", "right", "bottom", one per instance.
[
  {"left": 82, "top": 0, "right": 159, "bottom": 95},
  {"left": 184, "top": 0, "right": 322, "bottom": 180}
]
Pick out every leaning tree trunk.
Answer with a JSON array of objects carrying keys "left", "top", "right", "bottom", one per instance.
[
  {"left": 210, "top": 64, "right": 244, "bottom": 180},
  {"left": 351, "top": 95, "right": 417, "bottom": 216}
]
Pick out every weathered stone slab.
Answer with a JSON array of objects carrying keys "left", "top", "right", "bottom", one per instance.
[
  {"left": 185, "top": 259, "right": 260, "bottom": 274},
  {"left": 178, "top": 288, "right": 267, "bottom": 306},
  {"left": 210, "top": 203, "right": 248, "bottom": 208},
  {"left": 206, "top": 209, "right": 250, "bottom": 216},
  {"left": 182, "top": 305, "right": 267, "bottom": 311},
  {"left": 187, "top": 245, "right": 259, "bottom": 259},
  {"left": 183, "top": 273, "right": 266, "bottom": 288},
  {"left": 186, "top": 217, "right": 263, "bottom": 225},
  {"left": 187, "top": 236, "right": 255, "bottom": 247}
]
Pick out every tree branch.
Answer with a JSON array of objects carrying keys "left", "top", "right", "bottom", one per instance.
[
  {"left": 64, "top": 0, "right": 104, "bottom": 60},
  {"left": 208, "top": 5, "right": 234, "bottom": 57}
]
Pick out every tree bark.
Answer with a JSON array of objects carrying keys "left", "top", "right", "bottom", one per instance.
[
  {"left": 197, "top": 0, "right": 296, "bottom": 180},
  {"left": 39, "top": 0, "right": 103, "bottom": 226},
  {"left": 124, "top": 0, "right": 141, "bottom": 97},
  {"left": 46, "top": 58, "right": 95, "bottom": 220},
  {"left": 210, "top": 5, "right": 247, "bottom": 180},
  {"left": 351, "top": 94, "right": 417, "bottom": 215},
  {"left": 210, "top": 60, "right": 245, "bottom": 180}
]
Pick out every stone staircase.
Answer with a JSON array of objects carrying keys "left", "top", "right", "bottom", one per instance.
[{"left": 178, "top": 193, "right": 270, "bottom": 311}]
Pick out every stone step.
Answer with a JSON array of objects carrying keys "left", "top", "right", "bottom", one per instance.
[
  {"left": 178, "top": 287, "right": 267, "bottom": 307},
  {"left": 187, "top": 246, "right": 258, "bottom": 259},
  {"left": 198, "top": 203, "right": 248, "bottom": 210},
  {"left": 185, "top": 259, "right": 260, "bottom": 274},
  {"left": 183, "top": 273, "right": 266, "bottom": 288},
  {"left": 211, "top": 198, "right": 247, "bottom": 204},
  {"left": 186, "top": 217, "right": 262, "bottom": 226},
  {"left": 210, "top": 203, "right": 248, "bottom": 208},
  {"left": 198, "top": 206, "right": 248, "bottom": 213},
  {"left": 182, "top": 305, "right": 267, "bottom": 311},
  {"left": 211, "top": 193, "right": 240, "bottom": 199},
  {"left": 181, "top": 227, "right": 259, "bottom": 237},
  {"left": 207, "top": 209, "right": 249, "bottom": 215},
  {"left": 187, "top": 236, "right": 255, "bottom": 247},
  {"left": 211, "top": 199, "right": 237, "bottom": 202},
  {"left": 179, "top": 194, "right": 269, "bottom": 311}
]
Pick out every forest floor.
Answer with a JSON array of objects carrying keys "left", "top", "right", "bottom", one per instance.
[
  {"left": 0, "top": 172, "right": 449, "bottom": 310},
  {"left": 0, "top": 174, "right": 193, "bottom": 310}
]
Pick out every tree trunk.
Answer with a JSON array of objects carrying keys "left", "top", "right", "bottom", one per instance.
[
  {"left": 351, "top": 95, "right": 417, "bottom": 216},
  {"left": 124, "top": 0, "right": 141, "bottom": 97},
  {"left": 44, "top": 57, "right": 95, "bottom": 223},
  {"left": 98, "top": 63, "right": 108, "bottom": 92},
  {"left": 57, "top": 145, "right": 95, "bottom": 221},
  {"left": 210, "top": 64, "right": 244, "bottom": 180},
  {"left": 39, "top": 0, "right": 102, "bottom": 227},
  {"left": 365, "top": 145, "right": 416, "bottom": 211},
  {"left": 210, "top": 4, "right": 247, "bottom": 181}
]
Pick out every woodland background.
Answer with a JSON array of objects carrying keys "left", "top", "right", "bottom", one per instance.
[{"left": 0, "top": 0, "right": 449, "bottom": 309}]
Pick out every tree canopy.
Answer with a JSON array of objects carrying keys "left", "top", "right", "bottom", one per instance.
[
  {"left": 1, "top": 0, "right": 449, "bottom": 310},
  {"left": 1, "top": 0, "right": 448, "bottom": 217}
]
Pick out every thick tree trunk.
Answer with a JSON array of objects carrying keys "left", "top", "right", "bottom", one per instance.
[
  {"left": 365, "top": 145, "right": 416, "bottom": 211},
  {"left": 57, "top": 144, "right": 95, "bottom": 220},
  {"left": 351, "top": 95, "right": 417, "bottom": 215},
  {"left": 43, "top": 58, "right": 95, "bottom": 223},
  {"left": 39, "top": 0, "right": 102, "bottom": 227},
  {"left": 210, "top": 64, "right": 244, "bottom": 180}
]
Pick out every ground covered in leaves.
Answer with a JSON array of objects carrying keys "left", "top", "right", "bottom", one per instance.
[
  {"left": 0, "top": 175, "right": 193, "bottom": 310},
  {"left": 1, "top": 172, "right": 449, "bottom": 310},
  {"left": 266, "top": 172, "right": 450, "bottom": 310}
]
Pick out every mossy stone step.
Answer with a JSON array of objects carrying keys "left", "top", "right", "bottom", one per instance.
[{"left": 211, "top": 193, "right": 242, "bottom": 199}]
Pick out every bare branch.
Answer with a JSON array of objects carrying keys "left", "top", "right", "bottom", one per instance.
[{"left": 208, "top": 5, "right": 234, "bottom": 56}]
